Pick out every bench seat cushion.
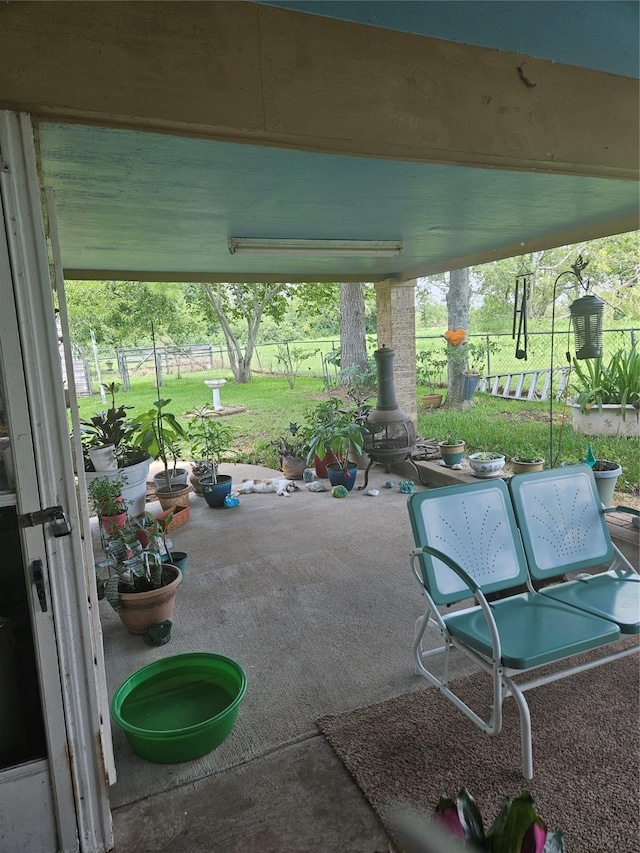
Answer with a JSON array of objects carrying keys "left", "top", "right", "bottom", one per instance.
[
  {"left": 444, "top": 592, "right": 621, "bottom": 669},
  {"left": 540, "top": 571, "right": 640, "bottom": 635}
]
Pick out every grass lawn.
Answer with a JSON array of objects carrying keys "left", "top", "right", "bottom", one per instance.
[{"left": 75, "top": 372, "right": 639, "bottom": 494}]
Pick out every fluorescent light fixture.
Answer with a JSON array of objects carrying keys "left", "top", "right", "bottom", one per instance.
[{"left": 227, "top": 238, "right": 402, "bottom": 258}]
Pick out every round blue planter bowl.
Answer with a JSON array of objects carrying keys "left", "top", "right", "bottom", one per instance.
[
  {"left": 111, "top": 652, "right": 247, "bottom": 763},
  {"left": 200, "top": 474, "right": 233, "bottom": 508}
]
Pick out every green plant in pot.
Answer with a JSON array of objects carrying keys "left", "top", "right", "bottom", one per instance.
[
  {"left": 271, "top": 422, "right": 308, "bottom": 480},
  {"left": 95, "top": 517, "right": 181, "bottom": 634},
  {"left": 438, "top": 435, "right": 466, "bottom": 467},
  {"left": 511, "top": 447, "right": 545, "bottom": 474},
  {"left": 185, "top": 406, "right": 235, "bottom": 508},
  {"left": 307, "top": 412, "right": 368, "bottom": 492},
  {"left": 302, "top": 398, "right": 343, "bottom": 477},
  {"left": 572, "top": 343, "right": 640, "bottom": 414},
  {"left": 87, "top": 473, "right": 131, "bottom": 532},
  {"left": 130, "top": 398, "right": 188, "bottom": 510},
  {"left": 80, "top": 383, "right": 153, "bottom": 517},
  {"left": 416, "top": 350, "right": 447, "bottom": 408},
  {"left": 570, "top": 344, "right": 640, "bottom": 438}
]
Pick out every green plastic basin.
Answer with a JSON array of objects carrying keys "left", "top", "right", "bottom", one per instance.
[{"left": 111, "top": 652, "right": 247, "bottom": 763}]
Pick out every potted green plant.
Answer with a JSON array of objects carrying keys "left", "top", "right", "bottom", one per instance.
[
  {"left": 95, "top": 516, "right": 182, "bottom": 634},
  {"left": 416, "top": 350, "right": 447, "bottom": 408},
  {"left": 87, "top": 473, "right": 130, "bottom": 533},
  {"left": 81, "top": 382, "right": 153, "bottom": 516},
  {"left": 438, "top": 436, "right": 466, "bottom": 467},
  {"left": 130, "top": 397, "right": 189, "bottom": 511},
  {"left": 434, "top": 787, "right": 565, "bottom": 851},
  {"left": 301, "top": 398, "right": 342, "bottom": 477},
  {"left": 318, "top": 413, "right": 368, "bottom": 492},
  {"left": 185, "top": 406, "right": 235, "bottom": 508},
  {"left": 468, "top": 451, "right": 506, "bottom": 478},
  {"left": 511, "top": 449, "right": 545, "bottom": 474},
  {"left": 151, "top": 441, "right": 189, "bottom": 490},
  {"left": 271, "top": 422, "right": 307, "bottom": 480},
  {"left": 570, "top": 343, "right": 640, "bottom": 438}
]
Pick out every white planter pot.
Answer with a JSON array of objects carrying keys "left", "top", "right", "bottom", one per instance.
[
  {"left": 88, "top": 444, "right": 117, "bottom": 471},
  {"left": 569, "top": 403, "right": 639, "bottom": 438},
  {"left": 153, "top": 468, "right": 189, "bottom": 488},
  {"left": 468, "top": 453, "right": 506, "bottom": 478},
  {"left": 593, "top": 462, "right": 622, "bottom": 508},
  {"left": 84, "top": 456, "right": 152, "bottom": 518}
]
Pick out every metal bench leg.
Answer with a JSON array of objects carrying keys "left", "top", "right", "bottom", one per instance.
[{"left": 504, "top": 676, "right": 533, "bottom": 779}]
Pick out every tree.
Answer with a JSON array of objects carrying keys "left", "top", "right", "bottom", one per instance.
[
  {"left": 472, "top": 232, "right": 640, "bottom": 330},
  {"left": 201, "top": 282, "right": 293, "bottom": 383},
  {"left": 445, "top": 267, "right": 471, "bottom": 408},
  {"left": 64, "top": 280, "right": 204, "bottom": 351},
  {"left": 339, "top": 282, "right": 369, "bottom": 383}
]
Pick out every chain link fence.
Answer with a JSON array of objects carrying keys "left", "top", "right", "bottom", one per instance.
[{"left": 81, "top": 329, "right": 637, "bottom": 394}]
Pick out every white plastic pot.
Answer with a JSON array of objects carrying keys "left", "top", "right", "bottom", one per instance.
[
  {"left": 88, "top": 444, "right": 117, "bottom": 471},
  {"left": 592, "top": 462, "right": 622, "bottom": 508}
]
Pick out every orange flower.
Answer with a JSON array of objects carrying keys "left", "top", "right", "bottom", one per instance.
[{"left": 444, "top": 329, "right": 466, "bottom": 347}]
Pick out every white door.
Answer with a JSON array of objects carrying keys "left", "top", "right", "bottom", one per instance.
[{"left": 0, "top": 111, "right": 113, "bottom": 852}]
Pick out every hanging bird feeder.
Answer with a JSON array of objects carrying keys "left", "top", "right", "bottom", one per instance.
[{"left": 570, "top": 293, "right": 605, "bottom": 359}]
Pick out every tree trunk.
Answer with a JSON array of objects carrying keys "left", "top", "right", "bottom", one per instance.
[
  {"left": 445, "top": 268, "right": 471, "bottom": 408},
  {"left": 339, "top": 282, "right": 368, "bottom": 385}
]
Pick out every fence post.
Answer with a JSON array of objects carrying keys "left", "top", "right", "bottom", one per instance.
[{"left": 485, "top": 334, "right": 491, "bottom": 376}]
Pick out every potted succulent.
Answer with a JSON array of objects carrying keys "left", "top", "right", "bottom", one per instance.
[
  {"left": 95, "top": 515, "right": 182, "bottom": 634},
  {"left": 185, "top": 406, "right": 235, "bottom": 508},
  {"left": 416, "top": 350, "right": 447, "bottom": 408},
  {"left": 130, "top": 397, "right": 189, "bottom": 511},
  {"left": 87, "top": 473, "right": 130, "bottom": 533},
  {"left": 271, "top": 422, "right": 307, "bottom": 480},
  {"left": 468, "top": 451, "right": 506, "bottom": 478},
  {"left": 438, "top": 436, "right": 466, "bottom": 467},
  {"left": 569, "top": 343, "right": 640, "bottom": 438},
  {"left": 80, "top": 382, "right": 153, "bottom": 516}
]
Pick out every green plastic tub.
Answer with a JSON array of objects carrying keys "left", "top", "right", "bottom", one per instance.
[{"left": 111, "top": 652, "right": 247, "bottom": 763}]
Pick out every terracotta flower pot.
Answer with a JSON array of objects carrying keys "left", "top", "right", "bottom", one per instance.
[
  {"left": 117, "top": 564, "right": 182, "bottom": 634},
  {"left": 314, "top": 451, "right": 339, "bottom": 479},
  {"left": 100, "top": 511, "right": 127, "bottom": 534},
  {"left": 421, "top": 393, "right": 443, "bottom": 409}
]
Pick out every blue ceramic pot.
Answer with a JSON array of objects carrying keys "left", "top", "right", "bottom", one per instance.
[{"left": 326, "top": 463, "right": 358, "bottom": 492}]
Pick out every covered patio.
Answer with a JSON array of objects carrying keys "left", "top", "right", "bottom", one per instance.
[{"left": 0, "top": 2, "right": 638, "bottom": 850}]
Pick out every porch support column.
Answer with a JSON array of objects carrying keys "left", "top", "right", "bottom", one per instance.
[{"left": 374, "top": 278, "right": 417, "bottom": 425}]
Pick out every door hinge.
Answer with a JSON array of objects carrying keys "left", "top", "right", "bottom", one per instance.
[{"left": 19, "top": 505, "right": 72, "bottom": 537}]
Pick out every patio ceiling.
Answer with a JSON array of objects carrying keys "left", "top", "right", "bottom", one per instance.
[{"left": 3, "top": 1, "right": 638, "bottom": 283}]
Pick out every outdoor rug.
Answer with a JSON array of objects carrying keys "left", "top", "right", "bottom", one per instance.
[{"left": 318, "top": 648, "right": 640, "bottom": 853}]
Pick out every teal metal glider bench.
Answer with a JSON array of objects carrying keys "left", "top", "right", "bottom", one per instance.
[{"left": 408, "top": 464, "right": 639, "bottom": 779}]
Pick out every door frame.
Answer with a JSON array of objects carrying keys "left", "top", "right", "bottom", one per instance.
[{"left": 0, "top": 110, "right": 112, "bottom": 852}]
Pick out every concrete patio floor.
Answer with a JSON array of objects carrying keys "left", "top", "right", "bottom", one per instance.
[
  {"left": 104, "top": 460, "right": 438, "bottom": 853},
  {"left": 102, "top": 459, "right": 639, "bottom": 853}
]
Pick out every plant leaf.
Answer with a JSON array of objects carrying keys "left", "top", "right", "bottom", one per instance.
[{"left": 456, "top": 787, "right": 485, "bottom": 843}]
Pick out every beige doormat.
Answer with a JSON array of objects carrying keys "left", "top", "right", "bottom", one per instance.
[{"left": 318, "top": 650, "right": 639, "bottom": 853}]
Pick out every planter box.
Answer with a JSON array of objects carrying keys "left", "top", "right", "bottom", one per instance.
[
  {"left": 569, "top": 403, "right": 639, "bottom": 438},
  {"left": 155, "top": 505, "right": 190, "bottom": 533}
]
